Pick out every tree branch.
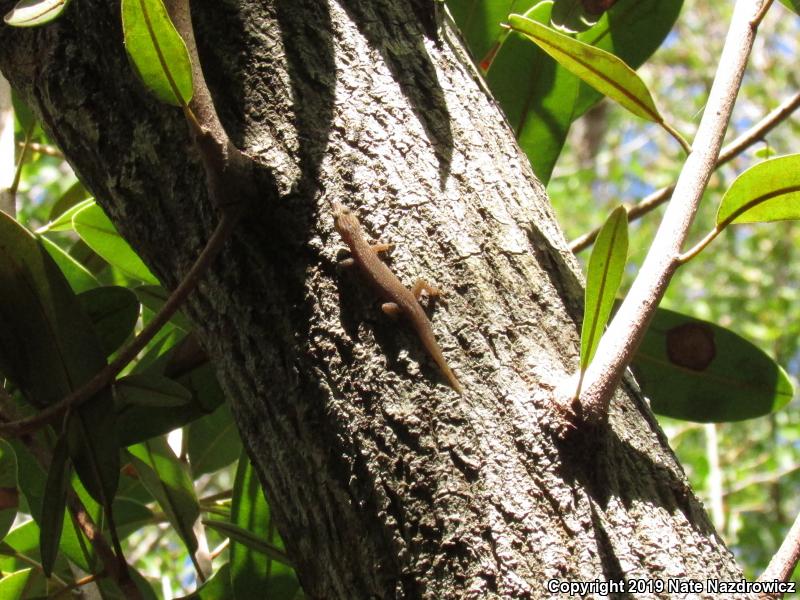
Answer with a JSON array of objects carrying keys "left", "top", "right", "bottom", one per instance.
[
  {"left": 560, "top": 0, "right": 771, "bottom": 428},
  {"left": 569, "top": 90, "right": 800, "bottom": 254},
  {"left": 758, "top": 510, "right": 800, "bottom": 598}
]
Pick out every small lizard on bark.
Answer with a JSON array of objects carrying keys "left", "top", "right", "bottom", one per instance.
[{"left": 332, "top": 202, "right": 463, "bottom": 394}]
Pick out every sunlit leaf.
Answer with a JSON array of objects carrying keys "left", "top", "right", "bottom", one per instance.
[
  {"left": 72, "top": 202, "right": 159, "bottom": 284},
  {"left": 135, "top": 285, "right": 193, "bottom": 332},
  {"left": 0, "top": 568, "right": 32, "bottom": 600},
  {"left": 203, "top": 520, "right": 291, "bottom": 566},
  {"left": 580, "top": 205, "right": 627, "bottom": 370},
  {"left": 633, "top": 308, "right": 794, "bottom": 422},
  {"left": 779, "top": 0, "right": 800, "bottom": 15},
  {"left": 121, "top": 0, "right": 194, "bottom": 106},
  {"left": 4, "top": 0, "right": 69, "bottom": 27},
  {"left": 128, "top": 438, "right": 199, "bottom": 555},
  {"left": 507, "top": 14, "right": 662, "bottom": 123},
  {"left": 39, "top": 236, "right": 98, "bottom": 293},
  {"left": 37, "top": 198, "right": 95, "bottom": 233},
  {"left": 716, "top": 154, "right": 800, "bottom": 227},
  {"left": 231, "top": 453, "right": 299, "bottom": 600},
  {"left": 181, "top": 562, "right": 232, "bottom": 600}
]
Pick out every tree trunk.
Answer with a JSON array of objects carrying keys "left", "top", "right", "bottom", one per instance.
[{"left": 0, "top": 1, "right": 746, "bottom": 597}]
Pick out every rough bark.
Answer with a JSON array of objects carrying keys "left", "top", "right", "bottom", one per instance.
[{"left": 0, "top": 1, "right": 746, "bottom": 598}]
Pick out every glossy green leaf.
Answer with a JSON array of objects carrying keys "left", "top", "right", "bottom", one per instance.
[
  {"left": 121, "top": 0, "right": 194, "bottom": 106},
  {"left": 0, "top": 441, "right": 18, "bottom": 540},
  {"left": 78, "top": 286, "right": 140, "bottom": 356},
  {"left": 633, "top": 308, "right": 794, "bottom": 422},
  {"left": 507, "top": 14, "right": 661, "bottom": 122},
  {"left": 115, "top": 372, "right": 192, "bottom": 408},
  {"left": 135, "top": 285, "right": 193, "bottom": 332},
  {"left": 182, "top": 562, "right": 232, "bottom": 600},
  {"left": 128, "top": 438, "right": 199, "bottom": 555},
  {"left": 231, "top": 453, "right": 299, "bottom": 600},
  {"left": 0, "top": 212, "right": 119, "bottom": 506},
  {"left": 72, "top": 202, "right": 158, "bottom": 284},
  {"left": 188, "top": 404, "right": 241, "bottom": 476},
  {"left": 39, "top": 235, "right": 98, "bottom": 293},
  {"left": 0, "top": 568, "right": 32, "bottom": 599},
  {"left": 39, "top": 439, "right": 70, "bottom": 576},
  {"left": 203, "top": 520, "right": 291, "bottom": 566},
  {"left": 580, "top": 206, "right": 627, "bottom": 369},
  {"left": 4, "top": 0, "right": 69, "bottom": 27},
  {"left": 37, "top": 198, "right": 95, "bottom": 233},
  {"left": 716, "top": 154, "right": 800, "bottom": 227}
]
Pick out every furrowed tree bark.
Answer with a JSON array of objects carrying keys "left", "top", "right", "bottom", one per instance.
[{"left": 0, "top": 1, "right": 747, "bottom": 597}]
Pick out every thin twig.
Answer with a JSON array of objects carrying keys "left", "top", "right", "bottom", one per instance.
[
  {"left": 562, "top": 0, "right": 770, "bottom": 427},
  {"left": 0, "top": 210, "right": 238, "bottom": 439},
  {"left": 569, "top": 90, "right": 800, "bottom": 253},
  {"left": 758, "top": 510, "right": 800, "bottom": 598},
  {"left": 17, "top": 140, "right": 64, "bottom": 158}
]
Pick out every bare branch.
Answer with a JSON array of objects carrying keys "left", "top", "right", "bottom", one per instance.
[{"left": 758, "top": 510, "right": 800, "bottom": 598}]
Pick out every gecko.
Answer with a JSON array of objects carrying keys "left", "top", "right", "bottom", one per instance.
[{"left": 332, "top": 202, "right": 464, "bottom": 394}]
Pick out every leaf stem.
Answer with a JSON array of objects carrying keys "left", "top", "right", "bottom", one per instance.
[
  {"left": 661, "top": 119, "right": 691, "bottom": 155},
  {"left": 569, "top": 90, "right": 800, "bottom": 254},
  {"left": 562, "top": 0, "right": 770, "bottom": 427}
]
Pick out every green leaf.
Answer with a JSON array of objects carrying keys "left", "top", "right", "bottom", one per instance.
[
  {"left": 230, "top": 453, "right": 299, "bottom": 600},
  {"left": 72, "top": 202, "right": 158, "bottom": 284},
  {"left": 0, "top": 212, "right": 119, "bottom": 506},
  {"left": 39, "top": 439, "right": 70, "bottom": 576},
  {"left": 115, "top": 372, "right": 192, "bottom": 408},
  {"left": 78, "top": 286, "right": 140, "bottom": 356},
  {"left": 203, "top": 520, "right": 291, "bottom": 566},
  {"left": 48, "top": 181, "right": 91, "bottom": 224},
  {"left": 37, "top": 198, "right": 95, "bottom": 233},
  {"left": 188, "top": 404, "right": 241, "bottom": 476},
  {"left": 633, "top": 307, "right": 794, "bottom": 422},
  {"left": 121, "top": 0, "right": 194, "bottom": 106},
  {"left": 128, "top": 438, "right": 199, "bottom": 555},
  {"left": 182, "top": 562, "right": 232, "bottom": 600},
  {"left": 580, "top": 206, "right": 627, "bottom": 369},
  {"left": 3, "top": 0, "right": 69, "bottom": 27},
  {"left": 135, "top": 285, "right": 193, "bottom": 332},
  {"left": 716, "top": 154, "right": 800, "bottom": 227},
  {"left": 0, "top": 441, "right": 18, "bottom": 540},
  {"left": 779, "top": 0, "right": 800, "bottom": 15},
  {"left": 0, "top": 568, "right": 33, "bottom": 600},
  {"left": 39, "top": 235, "right": 98, "bottom": 293},
  {"left": 551, "top": 0, "right": 601, "bottom": 33},
  {"left": 507, "top": 14, "right": 662, "bottom": 123}
]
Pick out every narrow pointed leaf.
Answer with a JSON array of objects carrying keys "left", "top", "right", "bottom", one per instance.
[
  {"left": 72, "top": 202, "right": 158, "bottom": 284},
  {"left": 4, "top": 0, "right": 69, "bottom": 27},
  {"left": 115, "top": 372, "right": 192, "bottom": 408},
  {"left": 181, "top": 562, "right": 232, "bottom": 600},
  {"left": 633, "top": 307, "right": 794, "bottom": 422},
  {"left": 203, "top": 520, "right": 291, "bottom": 566},
  {"left": 230, "top": 453, "right": 299, "bottom": 600},
  {"left": 0, "top": 568, "right": 33, "bottom": 599},
  {"left": 716, "top": 154, "right": 800, "bottom": 226},
  {"left": 128, "top": 438, "right": 199, "bottom": 555},
  {"left": 39, "top": 439, "right": 70, "bottom": 576},
  {"left": 507, "top": 14, "right": 661, "bottom": 122},
  {"left": 580, "top": 205, "right": 627, "bottom": 369},
  {"left": 121, "top": 0, "right": 194, "bottom": 106}
]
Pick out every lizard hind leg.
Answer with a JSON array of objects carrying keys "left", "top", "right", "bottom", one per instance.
[{"left": 411, "top": 279, "right": 441, "bottom": 303}]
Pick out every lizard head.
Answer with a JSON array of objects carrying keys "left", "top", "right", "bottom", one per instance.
[{"left": 332, "top": 202, "right": 360, "bottom": 239}]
